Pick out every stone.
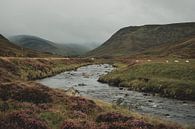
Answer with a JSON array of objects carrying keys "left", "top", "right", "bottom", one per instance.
[
  {"left": 119, "top": 87, "right": 124, "bottom": 90},
  {"left": 124, "top": 93, "right": 129, "bottom": 97},
  {"left": 165, "top": 114, "right": 170, "bottom": 117},
  {"left": 78, "top": 83, "right": 87, "bottom": 86},
  {"left": 65, "top": 87, "right": 80, "bottom": 96},
  {"left": 116, "top": 98, "right": 125, "bottom": 105},
  {"left": 143, "top": 93, "right": 149, "bottom": 96}
]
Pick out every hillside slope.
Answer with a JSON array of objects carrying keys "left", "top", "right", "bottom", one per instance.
[
  {"left": 0, "top": 34, "right": 52, "bottom": 57},
  {"left": 139, "top": 36, "right": 195, "bottom": 58},
  {"left": 9, "top": 35, "right": 69, "bottom": 56},
  {"left": 88, "top": 22, "right": 195, "bottom": 58},
  {"left": 9, "top": 35, "right": 94, "bottom": 56},
  {"left": 167, "top": 37, "right": 195, "bottom": 58}
]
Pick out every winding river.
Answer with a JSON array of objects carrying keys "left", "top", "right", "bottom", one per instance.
[{"left": 37, "top": 64, "right": 195, "bottom": 125}]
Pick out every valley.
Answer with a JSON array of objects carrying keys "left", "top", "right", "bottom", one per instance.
[
  {"left": 0, "top": 22, "right": 195, "bottom": 129},
  {"left": 1, "top": 57, "right": 187, "bottom": 129},
  {"left": 9, "top": 35, "right": 97, "bottom": 56}
]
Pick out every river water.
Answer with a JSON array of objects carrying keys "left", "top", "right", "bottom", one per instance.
[{"left": 37, "top": 64, "right": 195, "bottom": 125}]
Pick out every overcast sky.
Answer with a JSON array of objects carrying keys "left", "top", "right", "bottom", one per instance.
[{"left": 0, "top": 0, "right": 195, "bottom": 44}]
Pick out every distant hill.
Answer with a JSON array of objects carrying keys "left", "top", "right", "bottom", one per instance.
[
  {"left": 0, "top": 34, "right": 52, "bottom": 57},
  {"left": 87, "top": 22, "right": 195, "bottom": 58},
  {"left": 61, "top": 44, "right": 90, "bottom": 55},
  {"left": 9, "top": 35, "right": 96, "bottom": 56}
]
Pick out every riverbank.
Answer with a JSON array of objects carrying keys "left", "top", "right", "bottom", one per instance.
[
  {"left": 0, "top": 57, "right": 93, "bottom": 82},
  {"left": 0, "top": 58, "right": 189, "bottom": 129},
  {"left": 0, "top": 81, "right": 185, "bottom": 129},
  {"left": 98, "top": 59, "right": 195, "bottom": 101}
]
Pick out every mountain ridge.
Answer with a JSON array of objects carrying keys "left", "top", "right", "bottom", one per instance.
[
  {"left": 0, "top": 34, "right": 53, "bottom": 57},
  {"left": 87, "top": 22, "right": 195, "bottom": 58},
  {"left": 9, "top": 35, "right": 95, "bottom": 56}
]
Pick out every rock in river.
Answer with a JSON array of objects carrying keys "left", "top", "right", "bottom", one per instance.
[
  {"left": 78, "top": 83, "right": 87, "bottom": 86},
  {"left": 116, "top": 98, "right": 125, "bottom": 105},
  {"left": 65, "top": 87, "right": 80, "bottom": 96}
]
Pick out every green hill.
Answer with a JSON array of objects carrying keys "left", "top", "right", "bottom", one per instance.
[
  {"left": 9, "top": 35, "right": 95, "bottom": 56},
  {"left": 0, "top": 34, "right": 52, "bottom": 57},
  {"left": 87, "top": 22, "right": 195, "bottom": 58}
]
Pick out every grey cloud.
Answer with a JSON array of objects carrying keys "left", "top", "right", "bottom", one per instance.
[{"left": 0, "top": 0, "right": 194, "bottom": 44}]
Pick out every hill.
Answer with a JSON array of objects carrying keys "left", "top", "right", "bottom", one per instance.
[
  {"left": 87, "top": 22, "right": 195, "bottom": 58},
  {"left": 58, "top": 43, "right": 96, "bottom": 56},
  {"left": 0, "top": 34, "right": 52, "bottom": 57},
  {"left": 9, "top": 35, "right": 95, "bottom": 56}
]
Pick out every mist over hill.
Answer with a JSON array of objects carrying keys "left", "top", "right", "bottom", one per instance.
[
  {"left": 0, "top": 34, "right": 53, "bottom": 57},
  {"left": 9, "top": 35, "right": 98, "bottom": 56}
]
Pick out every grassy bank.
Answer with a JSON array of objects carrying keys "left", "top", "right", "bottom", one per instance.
[
  {"left": 99, "top": 59, "right": 195, "bottom": 100},
  {"left": 0, "top": 58, "right": 92, "bottom": 82}
]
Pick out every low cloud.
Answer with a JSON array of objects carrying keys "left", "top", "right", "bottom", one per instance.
[{"left": 0, "top": 0, "right": 194, "bottom": 44}]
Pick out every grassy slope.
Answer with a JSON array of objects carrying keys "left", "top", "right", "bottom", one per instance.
[
  {"left": 87, "top": 22, "right": 195, "bottom": 58},
  {"left": 140, "top": 36, "right": 195, "bottom": 58},
  {"left": 164, "top": 37, "right": 195, "bottom": 58},
  {"left": 8, "top": 35, "right": 70, "bottom": 56},
  {"left": 0, "top": 58, "right": 92, "bottom": 82},
  {"left": 99, "top": 59, "right": 195, "bottom": 100},
  {"left": 0, "top": 34, "right": 54, "bottom": 57},
  {"left": 9, "top": 35, "right": 94, "bottom": 56},
  {"left": 0, "top": 58, "right": 186, "bottom": 129}
]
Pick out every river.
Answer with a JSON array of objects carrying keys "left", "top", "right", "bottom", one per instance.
[{"left": 37, "top": 64, "right": 195, "bottom": 125}]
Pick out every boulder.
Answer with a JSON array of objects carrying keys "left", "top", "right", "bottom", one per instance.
[{"left": 65, "top": 87, "right": 80, "bottom": 96}]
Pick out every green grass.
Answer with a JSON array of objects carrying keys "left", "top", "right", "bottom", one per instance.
[
  {"left": 99, "top": 60, "right": 195, "bottom": 100},
  {"left": 39, "top": 112, "right": 64, "bottom": 129},
  {"left": 0, "top": 58, "right": 92, "bottom": 82}
]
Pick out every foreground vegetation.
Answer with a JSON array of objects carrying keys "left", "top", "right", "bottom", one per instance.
[
  {"left": 0, "top": 57, "right": 187, "bottom": 129},
  {"left": 99, "top": 59, "right": 195, "bottom": 101},
  {"left": 0, "top": 82, "right": 184, "bottom": 129}
]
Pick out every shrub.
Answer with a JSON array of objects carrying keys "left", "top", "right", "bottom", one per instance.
[
  {"left": 96, "top": 112, "right": 133, "bottom": 123},
  {"left": 68, "top": 97, "right": 101, "bottom": 114},
  {"left": 0, "top": 110, "right": 50, "bottom": 129},
  {"left": 61, "top": 120, "right": 96, "bottom": 129},
  {"left": 0, "top": 83, "right": 52, "bottom": 104},
  {"left": 14, "top": 87, "right": 52, "bottom": 104}
]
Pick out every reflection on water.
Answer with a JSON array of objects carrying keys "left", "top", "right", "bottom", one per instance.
[{"left": 38, "top": 64, "right": 195, "bottom": 125}]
